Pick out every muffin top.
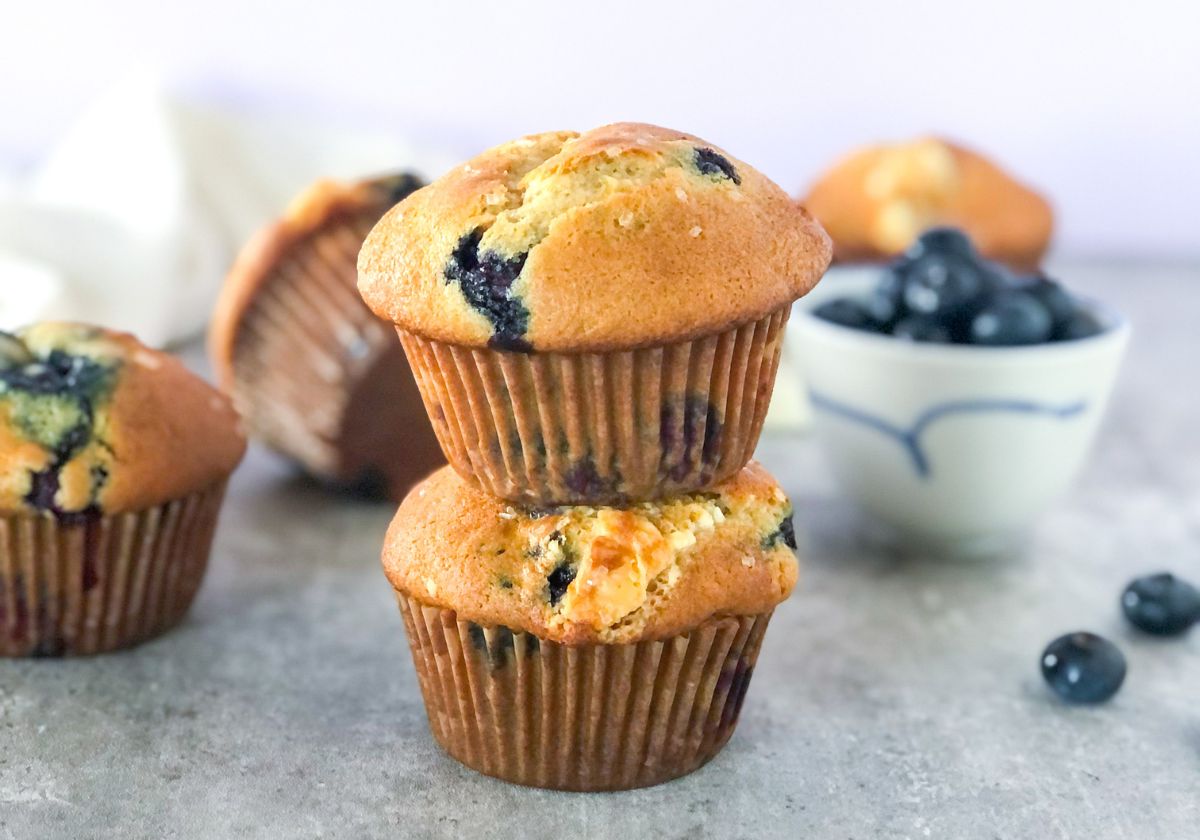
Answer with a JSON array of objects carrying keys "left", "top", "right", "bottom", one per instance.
[
  {"left": 802, "top": 137, "right": 1053, "bottom": 270},
  {"left": 359, "top": 123, "right": 831, "bottom": 353},
  {"left": 210, "top": 172, "right": 424, "bottom": 389},
  {"left": 0, "top": 323, "right": 245, "bottom": 518},
  {"left": 383, "top": 461, "right": 798, "bottom": 644}
]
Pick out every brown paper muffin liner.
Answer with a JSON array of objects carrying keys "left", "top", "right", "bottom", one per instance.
[
  {"left": 0, "top": 480, "right": 228, "bottom": 657},
  {"left": 397, "top": 592, "right": 773, "bottom": 791},
  {"left": 230, "top": 217, "right": 443, "bottom": 500},
  {"left": 399, "top": 305, "right": 790, "bottom": 505}
]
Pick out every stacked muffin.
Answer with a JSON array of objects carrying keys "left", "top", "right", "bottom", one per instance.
[{"left": 358, "top": 123, "right": 831, "bottom": 790}]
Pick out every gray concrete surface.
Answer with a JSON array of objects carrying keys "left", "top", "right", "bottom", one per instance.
[{"left": 1, "top": 261, "right": 1198, "bottom": 839}]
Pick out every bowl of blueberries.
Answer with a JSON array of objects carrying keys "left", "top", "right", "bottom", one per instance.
[{"left": 793, "top": 228, "right": 1130, "bottom": 555}]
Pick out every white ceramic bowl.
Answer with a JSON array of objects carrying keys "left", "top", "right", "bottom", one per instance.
[{"left": 791, "top": 273, "right": 1130, "bottom": 555}]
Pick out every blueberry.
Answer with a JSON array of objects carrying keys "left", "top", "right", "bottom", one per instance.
[
  {"left": 1041, "top": 632, "right": 1127, "bottom": 703},
  {"left": 0, "top": 348, "right": 116, "bottom": 517},
  {"left": 693, "top": 148, "right": 741, "bottom": 185},
  {"left": 778, "top": 515, "right": 797, "bottom": 549},
  {"left": 875, "top": 267, "right": 906, "bottom": 303},
  {"left": 968, "top": 291, "right": 1053, "bottom": 346},
  {"left": 902, "top": 254, "right": 989, "bottom": 320},
  {"left": 862, "top": 289, "right": 900, "bottom": 327},
  {"left": 0, "top": 349, "right": 113, "bottom": 398},
  {"left": 1121, "top": 572, "right": 1200, "bottom": 636},
  {"left": 1020, "top": 276, "right": 1077, "bottom": 328},
  {"left": 467, "top": 622, "right": 516, "bottom": 669},
  {"left": 660, "top": 396, "right": 722, "bottom": 481},
  {"left": 813, "top": 298, "right": 876, "bottom": 331},
  {"left": 444, "top": 228, "right": 531, "bottom": 352},
  {"left": 25, "top": 466, "right": 63, "bottom": 512},
  {"left": 904, "top": 227, "right": 976, "bottom": 261},
  {"left": 546, "top": 561, "right": 576, "bottom": 606},
  {"left": 891, "top": 314, "right": 952, "bottom": 343},
  {"left": 761, "top": 513, "right": 796, "bottom": 550},
  {"left": 1055, "top": 309, "right": 1105, "bottom": 341},
  {"left": 374, "top": 172, "right": 424, "bottom": 205},
  {"left": 563, "top": 457, "right": 619, "bottom": 499},
  {"left": 861, "top": 269, "right": 909, "bottom": 326}
]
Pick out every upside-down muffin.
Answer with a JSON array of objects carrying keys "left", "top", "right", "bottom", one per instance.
[{"left": 211, "top": 172, "right": 443, "bottom": 501}]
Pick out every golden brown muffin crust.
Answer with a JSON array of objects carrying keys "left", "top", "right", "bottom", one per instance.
[
  {"left": 382, "top": 462, "right": 798, "bottom": 644},
  {"left": 359, "top": 123, "right": 832, "bottom": 352},
  {"left": 210, "top": 172, "right": 423, "bottom": 388},
  {"left": 801, "top": 137, "right": 1053, "bottom": 270},
  {"left": 0, "top": 323, "right": 245, "bottom": 516}
]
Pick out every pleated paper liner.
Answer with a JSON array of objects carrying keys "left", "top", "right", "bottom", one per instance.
[
  {"left": 398, "top": 592, "right": 772, "bottom": 791},
  {"left": 0, "top": 480, "right": 228, "bottom": 657},
  {"left": 229, "top": 213, "right": 443, "bottom": 500},
  {"left": 399, "top": 305, "right": 789, "bottom": 505}
]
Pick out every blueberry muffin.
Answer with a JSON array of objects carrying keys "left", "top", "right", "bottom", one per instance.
[
  {"left": 359, "top": 123, "right": 831, "bottom": 505},
  {"left": 0, "top": 323, "right": 245, "bottom": 656},
  {"left": 211, "top": 172, "right": 443, "bottom": 500},
  {"left": 802, "top": 137, "right": 1053, "bottom": 270},
  {"left": 384, "top": 461, "right": 797, "bottom": 790}
]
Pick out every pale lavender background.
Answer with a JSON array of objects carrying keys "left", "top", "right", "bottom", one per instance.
[{"left": 5, "top": 0, "right": 1199, "bottom": 258}]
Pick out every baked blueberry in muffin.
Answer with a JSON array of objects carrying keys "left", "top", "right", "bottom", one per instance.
[
  {"left": 443, "top": 228, "right": 531, "bottom": 351},
  {"left": 0, "top": 336, "right": 117, "bottom": 522},
  {"left": 693, "top": 147, "right": 741, "bottom": 184}
]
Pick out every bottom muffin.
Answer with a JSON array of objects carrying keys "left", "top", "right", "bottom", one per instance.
[{"left": 382, "top": 462, "right": 798, "bottom": 790}]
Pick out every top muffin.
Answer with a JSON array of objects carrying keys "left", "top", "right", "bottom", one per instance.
[
  {"left": 0, "top": 323, "right": 245, "bottom": 519},
  {"left": 359, "top": 122, "right": 831, "bottom": 352}
]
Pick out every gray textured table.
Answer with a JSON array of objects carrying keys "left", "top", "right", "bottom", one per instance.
[{"left": 1, "top": 261, "right": 1197, "bottom": 839}]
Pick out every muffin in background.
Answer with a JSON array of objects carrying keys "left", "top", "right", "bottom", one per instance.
[
  {"left": 801, "top": 137, "right": 1053, "bottom": 270},
  {"left": 383, "top": 461, "right": 798, "bottom": 790},
  {"left": 210, "top": 172, "right": 443, "bottom": 501},
  {"left": 359, "top": 123, "right": 831, "bottom": 505},
  {"left": 0, "top": 323, "right": 245, "bottom": 656}
]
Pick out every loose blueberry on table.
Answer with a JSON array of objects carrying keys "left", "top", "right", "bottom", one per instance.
[
  {"left": 1040, "top": 632, "right": 1127, "bottom": 703},
  {"left": 1121, "top": 572, "right": 1200, "bottom": 636},
  {"left": 813, "top": 227, "right": 1105, "bottom": 345}
]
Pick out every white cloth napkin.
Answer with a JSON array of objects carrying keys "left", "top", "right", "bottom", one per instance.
[{"left": 0, "top": 73, "right": 457, "bottom": 347}]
